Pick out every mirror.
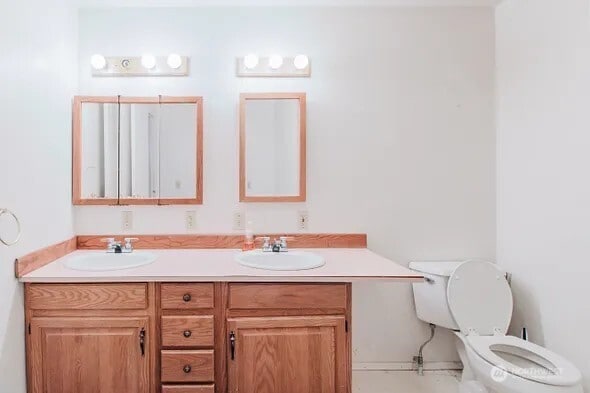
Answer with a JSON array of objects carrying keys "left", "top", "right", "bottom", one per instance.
[
  {"left": 73, "top": 96, "right": 203, "bottom": 205},
  {"left": 239, "top": 93, "right": 306, "bottom": 202},
  {"left": 75, "top": 98, "right": 119, "bottom": 204}
]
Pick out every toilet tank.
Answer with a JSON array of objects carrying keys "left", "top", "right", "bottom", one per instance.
[{"left": 409, "top": 261, "right": 463, "bottom": 330}]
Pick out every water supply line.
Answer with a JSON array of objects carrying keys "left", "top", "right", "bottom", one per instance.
[{"left": 413, "top": 323, "right": 436, "bottom": 376}]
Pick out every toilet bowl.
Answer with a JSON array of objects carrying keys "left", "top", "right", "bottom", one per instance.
[{"left": 410, "top": 260, "right": 583, "bottom": 393}]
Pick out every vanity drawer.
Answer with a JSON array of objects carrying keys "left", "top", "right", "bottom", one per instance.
[
  {"left": 161, "top": 315, "right": 214, "bottom": 347},
  {"left": 162, "top": 385, "right": 214, "bottom": 393},
  {"left": 161, "top": 350, "right": 214, "bottom": 383},
  {"left": 27, "top": 283, "right": 148, "bottom": 310},
  {"left": 161, "top": 283, "right": 214, "bottom": 309},
  {"left": 228, "top": 283, "right": 348, "bottom": 310}
]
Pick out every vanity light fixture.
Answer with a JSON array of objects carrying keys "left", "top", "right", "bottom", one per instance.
[
  {"left": 268, "top": 55, "right": 284, "bottom": 70},
  {"left": 236, "top": 54, "right": 311, "bottom": 77},
  {"left": 293, "top": 54, "right": 309, "bottom": 70},
  {"left": 167, "top": 53, "right": 183, "bottom": 69},
  {"left": 91, "top": 54, "right": 189, "bottom": 76},
  {"left": 90, "top": 54, "right": 106, "bottom": 70},
  {"left": 141, "top": 54, "right": 157, "bottom": 70},
  {"left": 244, "top": 54, "right": 259, "bottom": 69}
]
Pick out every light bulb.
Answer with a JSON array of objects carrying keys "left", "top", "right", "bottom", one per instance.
[
  {"left": 141, "top": 54, "right": 156, "bottom": 69},
  {"left": 244, "top": 54, "right": 259, "bottom": 69},
  {"left": 268, "top": 55, "right": 283, "bottom": 70},
  {"left": 293, "top": 54, "right": 309, "bottom": 70},
  {"left": 90, "top": 54, "right": 106, "bottom": 70},
  {"left": 167, "top": 53, "right": 182, "bottom": 69}
]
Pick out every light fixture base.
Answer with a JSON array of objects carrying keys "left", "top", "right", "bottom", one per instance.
[
  {"left": 91, "top": 56, "right": 189, "bottom": 77},
  {"left": 236, "top": 56, "right": 311, "bottom": 78}
]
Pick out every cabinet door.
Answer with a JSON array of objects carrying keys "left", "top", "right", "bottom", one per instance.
[
  {"left": 28, "top": 317, "right": 150, "bottom": 393},
  {"left": 227, "top": 316, "right": 346, "bottom": 393}
]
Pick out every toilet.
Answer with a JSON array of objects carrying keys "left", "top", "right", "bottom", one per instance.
[{"left": 410, "top": 260, "right": 583, "bottom": 393}]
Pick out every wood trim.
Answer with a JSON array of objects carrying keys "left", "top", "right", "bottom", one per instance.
[
  {"left": 160, "top": 96, "right": 200, "bottom": 104},
  {"left": 157, "top": 96, "right": 203, "bottom": 205},
  {"left": 77, "top": 233, "right": 367, "bottom": 249},
  {"left": 72, "top": 95, "right": 203, "bottom": 206},
  {"left": 72, "top": 96, "right": 120, "bottom": 206},
  {"left": 15, "top": 237, "right": 77, "bottom": 278},
  {"left": 239, "top": 92, "right": 306, "bottom": 203},
  {"left": 119, "top": 97, "right": 159, "bottom": 104},
  {"left": 118, "top": 198, "right": 160, "bottom": 206}
]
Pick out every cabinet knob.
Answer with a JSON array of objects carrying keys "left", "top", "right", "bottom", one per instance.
[
  {"left": 183, "top": 330, "right": 192, "bottom": 338},
  {"left": 182, "top": 293, "right": 192, "bottom": 302},
  {"left": 183, "top": 365, "right": 192, "bottom": 373}
]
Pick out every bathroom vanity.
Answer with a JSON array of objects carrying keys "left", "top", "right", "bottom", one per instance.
[
  {"left": 18, "top": 244, "right": 423, "bottom": 393},
  {"left": 25, "top": 282, "right": 349, "bottom": 393}
]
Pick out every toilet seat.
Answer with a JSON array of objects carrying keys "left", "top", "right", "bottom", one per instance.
[{"left": 466, "top": 335, "right": 582, "bottom": 387}]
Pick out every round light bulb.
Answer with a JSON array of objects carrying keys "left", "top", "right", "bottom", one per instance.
[
  {"left": 141, "top": 54, "right": 156, "bottom": 69},
  {"left": 90, "top": 54, "right": 106, "bottom": 70},
  {"left": 293, "top": 54, "right": 309, "bottom": 70},
  {"left": 244, "top": 54, "right": 259, "bottom": 69},
  {"left": 268, "top": 55, "right": 283, "bottom": 70},
  {"left": 167, "top": 53, "right": 182, "bottom": 69}
]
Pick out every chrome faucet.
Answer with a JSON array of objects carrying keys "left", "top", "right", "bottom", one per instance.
[
  {"left": 256, "top": 236, "right": 290, "bottom": 252},
  {"left": 102, "top": 237, "right": 138, "bottom": 253}
]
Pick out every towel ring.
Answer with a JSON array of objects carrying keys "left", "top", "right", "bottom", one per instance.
[{"left": 0, "top": 208, "right": 21, "bottom": 246}]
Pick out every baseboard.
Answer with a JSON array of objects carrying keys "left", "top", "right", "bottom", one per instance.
[{"left": 352, "top": 361, "right": 463, "bottom": 371}]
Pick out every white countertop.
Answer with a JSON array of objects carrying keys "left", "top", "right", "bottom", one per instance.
[{"left": 19, "top": 248, "right": 424, "bottom": 283}]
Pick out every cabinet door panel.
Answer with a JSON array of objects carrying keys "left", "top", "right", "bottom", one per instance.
[
  {"left": 227, "top": 316, "right": 346, "bottom": 393},
  {"left": 29, "top": 317, "right": 150, "bottom": 393}
]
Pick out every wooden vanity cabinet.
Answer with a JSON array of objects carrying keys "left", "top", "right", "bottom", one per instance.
[
  {"left": 24, "top": 283, "right": 157, "bottom": 393},
  {"left": 225, "top": 283, "right": 351, "bottom": 393},
  {"left": 25, "top": 282, "right": 351, "bottom": 393}
]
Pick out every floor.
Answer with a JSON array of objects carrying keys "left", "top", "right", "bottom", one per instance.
[{"left": 353, "top": 370, "right": 461, "bottom": 393}]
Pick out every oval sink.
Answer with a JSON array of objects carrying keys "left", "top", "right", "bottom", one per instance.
[
  {"left": 236, "top": 251, "right": 325, "bottom": 271},
  {"left": 63, "top": 252, "right": 157, "bottom": 271}
]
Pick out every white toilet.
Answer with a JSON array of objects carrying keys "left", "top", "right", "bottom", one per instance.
[{"left": 410, "top": 260, "right": 583, "bottom": 393}]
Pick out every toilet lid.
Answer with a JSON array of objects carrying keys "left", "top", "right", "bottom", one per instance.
[{"left": 447, "top": 261, "right": 513, "bottom": 336}]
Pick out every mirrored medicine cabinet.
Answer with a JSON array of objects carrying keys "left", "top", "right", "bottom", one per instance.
[
  {"left": 239, "top": 93, "right": 306, "bottom": 202},
  {"left": 73, "top": 96, "right": 203, "bottom": 205}
]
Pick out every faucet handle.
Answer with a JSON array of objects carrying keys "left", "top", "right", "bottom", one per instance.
[
  {"left": 255, "top": 236, "right": 271, "bottom": 251},
  {"left": 101, "top": 237, "right": 115, "bottom": 243},
  {"left": 124, "top": 238, "right": 139, "bottom": 249}
]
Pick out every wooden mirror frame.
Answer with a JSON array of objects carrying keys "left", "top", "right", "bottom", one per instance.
[
  {"left": 239, "top": 92, "right": 307, "bottom": 203},
  {"left": 72, "top": 95, "right": 203, "bottom": 206}
]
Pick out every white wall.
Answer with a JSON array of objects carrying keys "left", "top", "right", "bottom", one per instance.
[
  {"left": 76, "top": 6, "right": 496, "bottom": 366},
  {"left": 0, "top": 1, "right": 77, "bottom": 391},
  {"left": 496, "top": 0, "right": 590, "bottom": 390}
]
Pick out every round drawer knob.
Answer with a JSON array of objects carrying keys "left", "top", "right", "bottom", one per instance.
[
  {"left": 182, "top": 293, "right": 192, "bottom": 302},
  {"left": 183, "top": 365, "right": 192, "bottom": 373},
  {"left": 183, "top": 330, "right": 192, "bottom": 338}
]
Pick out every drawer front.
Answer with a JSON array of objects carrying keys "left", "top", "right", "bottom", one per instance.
[
  {"left": 161, "top": 283, "right": 214, "bottom": 309},
  {"left": 162, "top": 385, "right": 214, "bottom": 393},
  {"left": 161, "top": 350, "right": 214, "bottom": 383},
  {"left": 228, "top": 283, "right": 347, "bottom": 309},
  {"left": 162, "top": 316, "right": 214, "bottom": 347},
  {"left": 27, "top": 283, "right": 148, "bottom": 310}
]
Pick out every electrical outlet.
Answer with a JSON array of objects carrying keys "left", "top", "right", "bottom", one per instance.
[
  {"left": 233, "top": 211, "right": 245, "bottom": 231},
  {"left": 298, "top": 210, "right": 309, "bottom": 231},
  {"left": 185, "top": 211, "right": 197, "bottom": 231},
  {"left": 122, "top": 211, "right": 133, "bottom": 231}
]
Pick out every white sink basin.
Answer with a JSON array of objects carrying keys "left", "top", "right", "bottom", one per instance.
[
  {"left": 236, "top": 250, "right": 325, "bottom": 271},
  {"left": 63, "top": 252, "right": 157, "bottom": 271}
]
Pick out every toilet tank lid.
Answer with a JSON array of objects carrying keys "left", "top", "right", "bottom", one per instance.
[{"left": 409, "top": 261, "right": 465, "bottom": 276}]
